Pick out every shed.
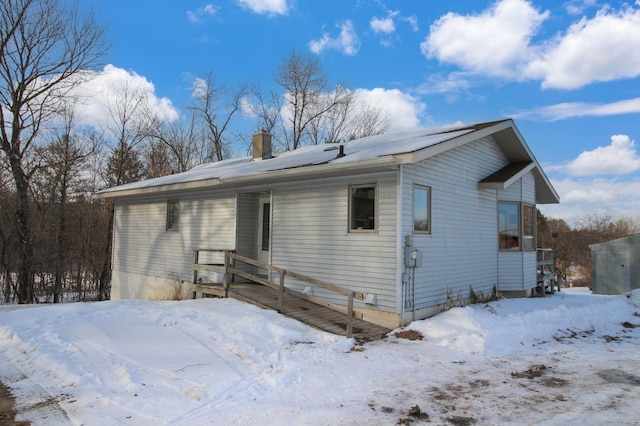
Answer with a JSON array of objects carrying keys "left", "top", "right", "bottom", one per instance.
[
  {"left": 94, "top": 119, "right": 559, "bottom": 328},
  {"left": 590, "top": 233, "right": 640, "bottom": 295}
]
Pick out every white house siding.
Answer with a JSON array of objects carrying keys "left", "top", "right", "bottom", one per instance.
[
  {"left": 111, "top": 191, "right": 236, "bottom": 299},
  {"left": 402, "top": 137, "right": 507, "bottom": 310},
  {"left": 269, "top": 172, "right": 398, "bottom": 312},
  {"left": 497, "top": 172, "right": 537, "bottom": 293}
]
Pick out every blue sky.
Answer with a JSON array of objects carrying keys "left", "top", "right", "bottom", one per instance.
[{"left": 82, "top": 0, "right": 640, "bottom": 223}]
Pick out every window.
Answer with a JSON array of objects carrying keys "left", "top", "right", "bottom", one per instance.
[
  {"left": 413, "top": 185, "right": 431, "bottom": 234},
  {"left": 166, "top": 201, "right": 180, "bottom": 231},
  {"left": 261, "top": 202, "right": 270, "bottom": 251},
  {"left": 522, "top": 204, "right": 535, "bottom": 251},
  {"left": 349, "top": 184, "right": 376, "bottom": 232},
  {"left": 498, "top": 202, "right": 535, "bottom": 251}
]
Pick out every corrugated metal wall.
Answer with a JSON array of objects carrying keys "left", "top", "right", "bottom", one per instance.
[{"left": 591, "top": 234, "right": 640, "bottom": 294}]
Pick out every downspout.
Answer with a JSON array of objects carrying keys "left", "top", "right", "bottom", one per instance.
[
  {"left": 397, "top": 165, "right": 405, "bottom": 326},
  {"left": 268, "top": 189, "right": 274, "bottom": 281},
  {"left": 495, "top": 190, "right": 500, "bottom": 294},
  {"left": 521, "top": 179, "right": 525, "bottom": 291}
]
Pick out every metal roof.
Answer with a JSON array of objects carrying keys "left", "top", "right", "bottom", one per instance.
[{"left": 94, "top": 119, "right": 559, "bottom": 204}]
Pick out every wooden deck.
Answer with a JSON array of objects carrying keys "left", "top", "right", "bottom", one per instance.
[{"left": 200, "top": 283, "right": 391, "bottom": 341}]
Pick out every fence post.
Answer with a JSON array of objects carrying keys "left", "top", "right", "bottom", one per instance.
[
  {"left": 347, "top": 291, "right": 354, "bottom": 338},
  {"left": 192, "top": 250, "right": 199, "bottom": 284},
  {"left": 278, "top": 270, "right": 286, "bottom": 313},
  {"left": 223, "top": 251, "right": 230, "bottom": 298}
]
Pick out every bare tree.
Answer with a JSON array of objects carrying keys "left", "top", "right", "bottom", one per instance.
[
  {"left": 344, "top": 102, "right": 389, "bottom": 140},
  {"left": 304, "top": 85, "right": 351, "bottom": 145},
  {"left": 274, "top": 51, "right": 387, "bottom": 149},
  {"left": 147, "top": 111, "right": 208, "bottom": 173},
  {"left": 0, "top": 0, "right": 106, "bottom": 303},
  {"left": 538, "top": 211, "right": 639, "bottom": 287},
  {"left": 191, "top": 71, "right": 246, "bottom": 161},
  {"left": 35, "top": 107, "right": 96, "bottom": 302},
  {"left": 304, "top": 87, "right": 389, "bottom": 144},
  {"left": 103, "top": 81, "right": 153, "bottom": 187},
  {"left": 248, "top": 83, "right": 282, "bottom": 136},
  {"left": 142, "top": 140, "right": 172, "bottom": 179},
  {"left": 275, "top": 51, "right": 354, "bottom": 150},
  {"left": 98, "top": 80, "right": 158, "bottom": 300}
]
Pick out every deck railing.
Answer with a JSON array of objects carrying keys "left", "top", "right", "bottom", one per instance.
[
  {"left": 191, "top": 249, "right": 365, "bottom": 337},
  {"left": 225, "top": 252, "right": 364, "bottom": 338},
  {"left": 192, "top": 248, "right": 236, "bottom": 288}
]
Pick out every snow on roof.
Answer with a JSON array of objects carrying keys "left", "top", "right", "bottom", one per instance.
[{"left": 96, "top": 125, "right": 475, "bottom": 196}]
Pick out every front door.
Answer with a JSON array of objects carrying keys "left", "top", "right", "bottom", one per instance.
[{"left": 257, "top": 194, "right": 271, "bottom": 276}]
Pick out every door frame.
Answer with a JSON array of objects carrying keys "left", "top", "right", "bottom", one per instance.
[{"left": 257, "top": 192, "right": 272, "bottom": 275}]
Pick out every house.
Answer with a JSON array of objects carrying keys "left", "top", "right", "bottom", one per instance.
[
  {"left": 94, "top": 119, "right": 559, "bottom": 328},
  {"left": 590, "top": 234, "right": 640, "bottom": 295}
]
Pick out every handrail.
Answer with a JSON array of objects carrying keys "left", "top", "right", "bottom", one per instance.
[
  {"left": 192, "top": 249, "right": 236, "bottom": 288},
  {"left": 225, "top": 251, "right": 363, "bottom": 338}
]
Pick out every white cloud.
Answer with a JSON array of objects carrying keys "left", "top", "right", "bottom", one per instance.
[
  {"left": 370, "top": 11, "right": 417, "bottom": 47},
  {"left": 353, "top": 88, "right": 426, "bottom": 132},
  {"left": 563, "top": 135, "right": 640, "bottom": 176},
  {"left": 190, "top": 77, "right": 208, "bottom": 99},
  {"left": 526, "top": 6, "right": 640, "bottom": 89},
  {"left": 403, "top": 15, "right": 419, "bottom": 32},
  {"left": 273, "top": 87, "right": 424, "bottom": 134},
  {"left": 416, "top": 72, "right": 474, "bottom": 97},
  {"left": 564, "top": 0, "right": 598, "bottom": 15},
  {"left": 539, "top": 176, "right": 640, "bottom": 223},
  {"left": 309, "top": 21, "right": 360, "bottom": 56},
  {"left": 187, "top": 4, "right": 218, "bottom": 23},
  {"left": 423, "top": 0, "right": 640, "bottom": 90},
  {"left": 370, "top": 14, "right": 396, "bottom": 34},
  {"left": 421, "top": 0, "right": 548, "bottom": 79},
  {"left": 69, "top": 65, "right": 179, "bottom": 129},
  {"left": 512, "top": 97, "right": 640, "bottom": 121},
  {"left": 235, "top": 0, "right": 289, "bottom": 15}
]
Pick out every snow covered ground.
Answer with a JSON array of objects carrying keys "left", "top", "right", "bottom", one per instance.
[{"left": 1, "top": 287, "right": 639, "bottom": 425}]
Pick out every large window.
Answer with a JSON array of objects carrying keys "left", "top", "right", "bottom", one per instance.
[
  {"left": 498, "top": 202, "right": 535, "bottom": 251},
  {"left": 413, "top": 185, "right": 431, "bottom": 234},
  {"left": 166, "top": 201, "right": 180, "bottom": 231},
  {"left": 349, "top": 184, "right": 376, "bottom": 232}
]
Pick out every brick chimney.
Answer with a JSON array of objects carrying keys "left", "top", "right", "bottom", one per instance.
[{"left": 252, "top": 130, "right": 272, "bottom": 160}]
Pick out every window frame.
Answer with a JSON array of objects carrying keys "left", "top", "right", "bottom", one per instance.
[
  {"left": 413, "top": 184, "right": 432, "bottom": 235},
  {"left": 166, "top": 200, "right": 180, "bottom": 232},
  {"left": 522, "top": 203, "right": 535, "bottom": 251},
  {"left": 498, "top": 201, "right": 535, "bottom": 251},
  {"left": 348, "top": 183, "right": 377, "bottom": 233}
]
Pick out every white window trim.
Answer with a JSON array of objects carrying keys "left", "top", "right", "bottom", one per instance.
[
  {"left": 498, "top": 201, "right": 536, "bottom": 252},
  {"left": 413, "top": 184, "right": 432, "bottom": 235},
  {"left": 166, "top": 200, "right": 180, "bottom": 232},
  {"left": 348, "top": 183, "right": 378, "bottom": 233}
]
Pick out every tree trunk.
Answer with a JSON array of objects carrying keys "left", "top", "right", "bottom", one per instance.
[
  {"left": 53, "top": 174, "right": 68, "bottom": 303},
  {"left": 97, "top": 202, "right": 114, "bottom": 301},
  {"left": 9, "top": 159, "right": 34, "bottom": 304}
]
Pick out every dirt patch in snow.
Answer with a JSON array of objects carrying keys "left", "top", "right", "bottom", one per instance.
[
  {"left": 394, "top": 330, "right": 424, "bottom": 340},
  {"left": 598, "top": 370, "right": 640, "bottom": 385},
  {"left": 0, "top": 381, "right": 29, "bottom": 425},
  {"left": 511, "top": 364, "right": 547, "bottom": 379}
]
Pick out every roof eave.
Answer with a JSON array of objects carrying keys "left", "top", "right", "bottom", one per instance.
[
  {"left": 478, "top": 162, "right": 536, "bottom": 190},
  {"left": 410, "top": 119, "right": 513, "bottom": 163},
  {"left": 93, "top": 156, "right": 402, "bottom": 200}
]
